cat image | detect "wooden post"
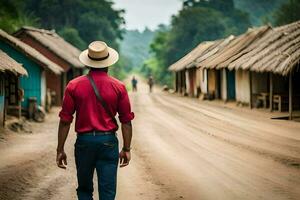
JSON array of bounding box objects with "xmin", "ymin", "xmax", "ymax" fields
[
  {"xmin": 182, "ymin": 70, "xmax": 185, "ymax": 95},
  {"xmin": 176, "ymin": 72, "xmax": 179, "ymax": 93},
  {"xmin": 17, "ymin": 76, "xmax": 21, "ymax": 119},
  {"xmin": 269, "ymin": 73, "xmax": 273, "ymax": 112},
  {"xmin": 207, "ymin": 69, "xmax": 209, "ymax": 97},
  {"xmin": 177, "ymin": 72, "xmax": 179, "ymax": 93},
  {"xmin": 289, "ymin": 72, "xmax": 293, "ymax": 120},
  {"xmin": 249, "ymin": 71, "xmax": 253, "ymax": 109},
  {"xmin": 174, "ymin": 72, "xmax": 177, "ymax": 92}
]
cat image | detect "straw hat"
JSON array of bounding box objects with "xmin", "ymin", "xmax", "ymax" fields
[{"xmin": 79, "ymin": 41, "xmax": 119, "ymax": 68}]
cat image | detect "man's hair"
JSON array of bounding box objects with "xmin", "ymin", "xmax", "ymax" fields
[{"xmin": 88, "ymin": 67, "xmax": 108, "ymax": 73}]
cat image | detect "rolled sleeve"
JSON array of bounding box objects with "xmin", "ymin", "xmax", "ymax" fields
[
  {"xmin": 59, "ymin": 82, "xmax": 75, "ymax": 123},
  {"xmin": 117, "ymin": 85, "xmax": 134, "ymax": 123}
]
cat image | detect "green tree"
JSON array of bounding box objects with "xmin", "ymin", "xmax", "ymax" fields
[
  {"xmin": 0, "ymin": 0, "xmax": 128, "ymax": 81},
  {"xmin": 141, "ymin": 26, "xmax": 172, "ymax": 86},
  {"xmin": 58, "ymin": 27, "xmax": 86, "ymax": 50},
  {"xmin": 233, "ymin": 0, "xmax": 285, "ymax": 25},
  {"xmin": 120, "ymin": 28, "xmax": 156, "ymax": 71},
  {"xmin": 26, "ymin": 0, "xmax": 125, "ymax": 49},
  {"xmin": 274, "ymin": 0, "xmax": 300, "ymax": 25},
  {"xmin": 166, "ymin": 7, "xmax": 227, "ymax": 65},
  {"xmin": 0, "ymin": 0, "xmax": 39, "ymax": 33},
  {"xmin": 144, "ymin": 0, "xmax": 251, "ymax": 86}
]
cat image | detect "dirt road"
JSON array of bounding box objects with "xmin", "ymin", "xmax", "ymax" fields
[{"xmin": 0, "ymin": 79, "xmax": 300, "ymax": 200}]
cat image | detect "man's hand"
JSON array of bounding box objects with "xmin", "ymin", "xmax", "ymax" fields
[
  {"xmin": 56, "ymin": 151, "xmax": 67, "ymax": 169},
  {"xmin": 119, "ymin": 150, "xmax": 131, "ymax": 168},
  {"xmin": 56, "ymin": 120, "xmax": 71, "ymax": 169}
]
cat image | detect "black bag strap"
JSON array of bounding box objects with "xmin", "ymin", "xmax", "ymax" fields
[{"xmin": 87, "ymin": 74, "xmax": 119, "ymax": 130}]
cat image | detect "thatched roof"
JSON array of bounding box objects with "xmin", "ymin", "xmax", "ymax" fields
[
  {"xmin": 228, "ymin": 20, "xmax": 300, "ymax": 76},
  {"xmin": 15, "ymin": 26, "xmax": 84, "ymax": 68},
  {"xmin": 0, "ymin": 29, "xmax": 63, "ymax": 75},
  {"xmin": 0, "ymin": 50, "xmax": 28, "ymax": 76},
  {"xmin": 195, "ymin": 35, "xmax": 235, "ymax": 67},
  {"xmin": 199, "ymin": 26, "xmax": 272, "ymax": 69},
  {"xmin": 169, "ymin": 20, "xmax": 300, "ymax": 76},
  {"xmin": 168, "ymin": 41, "xmax": 215, "ymax": 71}
]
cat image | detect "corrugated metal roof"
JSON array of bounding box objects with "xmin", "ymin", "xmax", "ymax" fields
[
  {"xmin": 15, "ymin": 26, "xmax": 84, "ymax": 68},
  {"xmin": 0, "ymin": 29, "xmax": 63, "ymax": 75},
  {"xmin": 0, "ymin": 50, "xmax": 28, "ymax": 75}
]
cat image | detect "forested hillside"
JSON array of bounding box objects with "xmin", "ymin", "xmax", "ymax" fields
[
  {"xmin": 142, "ymin": 0, "xmax": 251, "ymax": 86},
  {"xmin": 141, "ymin": 0, "xmax": 296, "ymax": 86},
  {"xmin": 1, "ymin": 0, "xmax": 298, "ymax": 84},
  {"xmin": 0, "ymin": 0, "xmax": 127, "ymax": 79},
  {"xmin": 120, "ymin": 28, "xmax": 156, "ymax": 70},
  {"xmin": 233, "ymin": 0, "xmax": 285, "ymax": 25}
]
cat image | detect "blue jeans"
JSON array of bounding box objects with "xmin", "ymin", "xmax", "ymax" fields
[{"xmin": 75, "ymin": 133, "xmax": 119, "ymax": 200}]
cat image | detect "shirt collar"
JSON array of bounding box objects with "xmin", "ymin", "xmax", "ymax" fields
[{"xmin": 89, "ymin": 70, "xmax": 108, "ymax": 76}]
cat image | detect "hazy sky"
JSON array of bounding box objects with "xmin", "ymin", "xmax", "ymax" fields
[{"xmin": 113, "ymin": 0, "xmax": 182, "ymax": 31}]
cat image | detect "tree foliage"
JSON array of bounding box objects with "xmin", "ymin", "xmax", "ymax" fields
[
  {"xmin": 233, "ymin": 0, "xmax": 285, "ymax": 25},
  {"xmin": 274, "ymin": 0, "xmax": 300, "ymax": 26},
  {"xmin": 0, "ymin": 0, "xmax": 127, "ymax": 79},
  {"xmin": 143, "ymin": 0, "xmax": 251, "ymax": 86},
  {"xmin": 120, "ymin": 28, "xmax": 156, "ymax": 70},
  {"xmin": 58, "ymin": 27, "xmax": 86, "ymax": 50},
  {"xmin": 145, "ymin": 27, "xmax": 171, "ymax": 84},
  {"xmin": 0, "ymin": 0, "xmax": 40, "ymax": 33},
  {"xmin": 25, "ymin": 0, "xmax": 125, "ymax": 49}
]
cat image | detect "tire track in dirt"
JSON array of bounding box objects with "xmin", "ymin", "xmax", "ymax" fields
[
  {"xmin": 151, "ymin": 93, "xmax": 300, "ymax": 169},
  {"xmin": 132, "ymin": 91, "xmax": 300, "ymax": 199}
]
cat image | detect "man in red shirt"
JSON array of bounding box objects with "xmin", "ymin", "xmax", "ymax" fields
[{"xmin": 56, "ymin": 41, "xmax": 134, "ymax": 200}]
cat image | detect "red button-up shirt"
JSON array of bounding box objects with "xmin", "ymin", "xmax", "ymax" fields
[{"xmin": 59, "ymin": 70, "xmax": 134, "ymax": 133}]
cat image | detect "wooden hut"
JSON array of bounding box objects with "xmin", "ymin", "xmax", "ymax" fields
[
  {"xmin": 168, "ymin": 41, "xmax": 215, "ymax": 97},
  {"xmin": 195, "ymin": 35, "xmax": 235, "ymax": 100},
  {"xmin": 14, "ymin": 27, "xmax": 84, "ymax": 105},
  {"xmin": 228, "ymin": 20, "xmax": 300, "ymax": 119},
  {"xmin": 199, "ymin": 26, "xmax": 271, "ymax": 103},
  {"xmin": 169, "ymin": 19, "xmax": 300, "ymax": 119},
  {"xmin": 0, "ymin": 50, "xmax": 28, "ymax": 127},
  {"xmin": 0, "ymin": 29, "xmax": 63, "ymax": 112}
]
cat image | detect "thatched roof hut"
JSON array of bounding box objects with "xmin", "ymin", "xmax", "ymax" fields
[
  {"xmin": 0, "ymin": 50, "xmax": 28, "ymax": 76},
  {"xmin": 168, "ymin": 41, "xmax": 215, "ymax": 72},
  {"xmin": 195, "ymin": 35, "xmax": 235, "ymax": 67},
  {"xmin": 14, "ymin": 27, "xmax": 84, "ymax": 69},
  {"xmin": 228, "ymin": 20, "xmax": 300, "ymax": 76},
  {"xmin": 199, "ymin": 26, "xmax": 272, "ymax": 69},
  {"xmin": 0, "ymin": 29, "xmax": 63, "ymax": 75}
]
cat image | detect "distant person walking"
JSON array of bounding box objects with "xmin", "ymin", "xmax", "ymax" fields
[
  {"xmin": 148, "ymin": 75, "xmax": 154, "ymax": 93},
  {"xmin": 131, "ymin": 76, "xmax": 138, "ymax": 92},
  {"xmin": 56, "ymin": 41, "xmax": 134, "ymax": 200}
]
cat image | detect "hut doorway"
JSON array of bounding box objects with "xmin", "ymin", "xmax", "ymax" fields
[
  {"xmin": 226, "ymin": 70, "xmax": 236, "ymax": 100},
  {"xmin": 207, "ymin": 69, "xmax": 221, "ymax": 100},
  {"xmin": 188, "ymin": 68, "xmax": 197, "ymax": 97}
]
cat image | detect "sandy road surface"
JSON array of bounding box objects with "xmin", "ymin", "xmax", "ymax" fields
[{"xmin": 0, "ymin": 79, "xmax": 300, "ymax": 200}]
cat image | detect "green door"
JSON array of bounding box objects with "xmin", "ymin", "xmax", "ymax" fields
[{"xmin": 227, "ymin": 70, "xmax": 236, "ymax": 100}]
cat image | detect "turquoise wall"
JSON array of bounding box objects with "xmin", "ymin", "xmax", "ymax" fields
[{"xmin": 0, "ymin": 41, "xmax": 42, "ymax": 108}]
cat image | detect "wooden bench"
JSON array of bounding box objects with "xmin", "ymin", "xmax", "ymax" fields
[
  {"xmin": 255, "ymin": 92, "xmax": 269, "ymax": 108},
  {"xmin": 273, "ymin": 94, "xmax": 289, "ymax": 112}
]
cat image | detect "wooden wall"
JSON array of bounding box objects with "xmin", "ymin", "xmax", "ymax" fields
[
  {"xmin": 220, "ymin": 69, "xmax": 227, "ymax": 101},
  {"xmin": 0, "ymin": 42, "xmax": 43, "ymax": 108},
  {"xmin": 235, "ymin": 69, "xmax": 250, "ymax": 105}
]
